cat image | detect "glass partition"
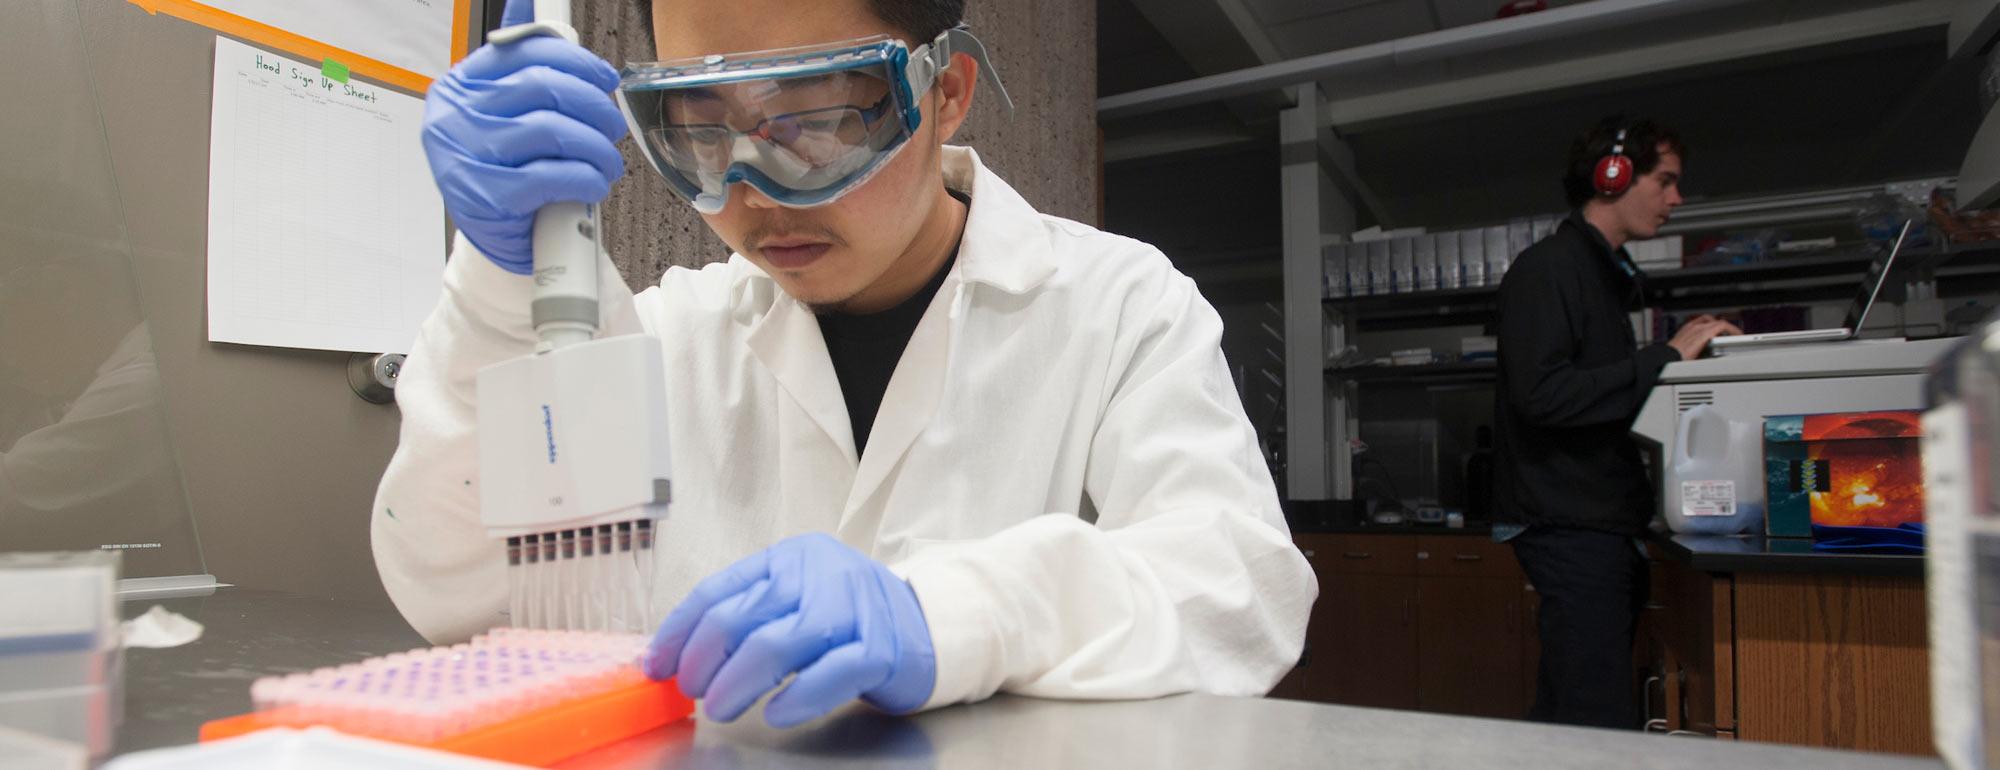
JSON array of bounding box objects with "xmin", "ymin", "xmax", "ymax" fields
[{"xmin": 0, "ymin": 0, "xmax": 206, "ymax": 579}]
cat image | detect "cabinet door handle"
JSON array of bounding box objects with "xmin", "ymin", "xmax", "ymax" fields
[
  {"xmin": 1342, "ymin": 552, "xmax": 1373, "ymax": 560},
  {"xmin": 1453, "ymin": 554, "xmax": 1484, "ymax": 562},
  {"xmin": 1301, "ymin": 549, "xmax": 1316, "ymax": 558}
]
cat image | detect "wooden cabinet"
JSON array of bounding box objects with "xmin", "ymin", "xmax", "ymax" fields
[
  {"xmin": 1284, "ymin": 532, "xmax": 1532, "ymax": 719},
  {"xmin": 1319, "ymin": 572, "xmax": 1418, "ymax": 708},
  {"xmin": 1293, "ymin": 535, "xmax": 1418, "ymax": 708},
  {"xmin": 1644, "ymin": 553, "xmax": 1932, "ymax": 755},
  {"xmin": 1417, "ymin": 575, "xmax": 1525, "ymax": 718}
]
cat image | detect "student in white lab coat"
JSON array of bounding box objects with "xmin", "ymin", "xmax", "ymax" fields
[{"xmin": 374, "ymin": 0, "xmax": 1315, "ymax": 728}]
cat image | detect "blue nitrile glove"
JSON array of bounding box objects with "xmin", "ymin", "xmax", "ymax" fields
[
  {"xmin": 420, "ymin": 0, "xmax": 627, "ymax": 274},
  {"xmin": 644, "ymin": 533, "xmax": 937, "ymax": 728}
]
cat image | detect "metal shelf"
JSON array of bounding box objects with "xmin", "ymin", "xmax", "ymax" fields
[
  {"xmin": 1325, "ymin": 360, "xmax": 1497, "ymax": 385},
  {"xmin": 1322, "ymin": 243, "xmax": 2000, "ymax": 332}
]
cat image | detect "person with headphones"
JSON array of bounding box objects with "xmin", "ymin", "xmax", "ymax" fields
[{"xmin": 1489, "ymin": 116, "xmax": 1739, "ymax": 728}]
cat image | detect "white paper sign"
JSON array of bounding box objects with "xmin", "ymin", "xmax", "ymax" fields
[
  {"xmin": 200, "ymin": 0, "xmax": 457, "ymax": 80},
  {"xmin": 205, "ymin": 37, "xmax": 444, "ymax": 354}
]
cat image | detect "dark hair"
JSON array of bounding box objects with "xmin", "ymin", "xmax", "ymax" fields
[
  {"xmin": 635, "ymin": 0, "xmax": 964, "ymax": 47},
  {"xmin": 1562, "ymin": 115, "xmax": 1687, "ymax": 209}
]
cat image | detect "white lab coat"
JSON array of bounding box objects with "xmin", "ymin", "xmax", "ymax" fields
[{"xmin": 372, "ymin": 146, "xmax": 1316, "ymax": 710}]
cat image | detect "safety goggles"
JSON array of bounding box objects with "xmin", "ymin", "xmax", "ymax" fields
[{"xmin": 616, "ymin": 25, "xmax": 1011, "ymax": 214}]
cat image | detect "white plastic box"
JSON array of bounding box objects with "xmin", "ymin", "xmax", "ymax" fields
[
  {"xmin": 1532, "ymin": 214, "xmax": 1560, "ymax": 243},
  {"xmin": 1437, "ymin": 231, "xmax": 1461, "ymax": 290},
  {"xmin": 1390, "ymin": 237, "xmax": 1415, "ymax": 294},
  {"xmin": 0, "ymin": 552, "xmax": 122, "ymax": 758},
  {"xmin": 1323, "ymin": 242, "xmax": 1347, "ymax": 299},
  {"xmin": 1508, "ymin": 218, "xmax": 1536, "ymax": 257},
  {"xmin": 1483, "ymin": 226, "xmax": 1510, "ymax": 285},
  {"xmin": 1367, "ymin": 240, "xmax": 1392, "ymax": 296},
  {"xmin": 0, "ymin": 552, "xmax": 119, "ymax": 651},
  {"xmin": 1347, "ymin": 243, "xmax": 1371, "ymax": 298},
  {"xmin": 1413, "ymin": 234, "xmax": 1438, "ymax": 292},
  {"xmin": 1459, "ymin": 230, "xmax": 1486, "ymax": 287}
]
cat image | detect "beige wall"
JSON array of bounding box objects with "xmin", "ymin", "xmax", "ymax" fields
[{"xmin": 573, "ymin": 0, "xmax": 1099, "ymax": 288}]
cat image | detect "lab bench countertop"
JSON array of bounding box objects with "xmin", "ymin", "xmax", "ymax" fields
[
  {"xmin": 114, "ymin": 587, "xmax": 1944, "ymax": 769},
  {"xmin": 1655, "ymin": 533, "xmax": 1925, "ymax": 578}
]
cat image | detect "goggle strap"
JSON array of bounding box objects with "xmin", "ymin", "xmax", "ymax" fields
[{"xmin": 907, "ymin": 25, "xmax": 1015, "ymax": 118}]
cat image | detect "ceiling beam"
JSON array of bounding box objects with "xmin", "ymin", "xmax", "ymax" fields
[
  {"xmin": 1098, "ymin": 0, "xmax": 1765, "ymax": 121},
  {"xmin": 1121, "ymin": 0, "xmax": 1293, "ymax": 120},
  {"xmin": 1322, "ymin": 0, "xmax": 1953, "ymax": 133},
  {"xmin": 1102, "ymin": 126, "xmax": 1260, "ymax": 165},
  {"xmin": 1120, "ymin": 0, "xmax": 1391, "ymax": 223}
]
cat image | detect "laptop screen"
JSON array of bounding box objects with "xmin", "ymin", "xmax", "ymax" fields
[{"xmin": 1843, "ymin": 220, "xmax": 1911, "ymax": 333}]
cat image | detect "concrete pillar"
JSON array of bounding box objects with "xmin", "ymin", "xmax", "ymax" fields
[
  {"xmin": 573, "ymin": 0, "xmax": 1098, "ymax": 291},
  {"xmin": 1281, "ymin": 83, "xmax": 1357, "ymax": 501}
]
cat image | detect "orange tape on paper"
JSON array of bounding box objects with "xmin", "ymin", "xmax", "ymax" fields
[{"xmin": 127, "ymin": 0, "xmax": 470, "ymax": 92}]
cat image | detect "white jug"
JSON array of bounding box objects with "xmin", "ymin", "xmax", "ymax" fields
[{"xmin": 1664, "ymin": 404, "xmax": 1765, "ymax": 535}]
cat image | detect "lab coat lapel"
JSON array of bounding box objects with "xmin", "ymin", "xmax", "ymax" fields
[
  {"xmin": 841, "ymin": 277, "xmax": 957, "ymax": 522},
  {"xmin": 744, "ymin": 294, "xmax": 858, "ymax": 467}
]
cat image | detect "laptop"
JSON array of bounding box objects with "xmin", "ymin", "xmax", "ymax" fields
[{"xmin": 1706, "ymin": 220, "xmax": 1910, "ymax": 351}]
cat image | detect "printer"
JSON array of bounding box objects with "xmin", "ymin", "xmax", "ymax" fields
[{"xmin": 1632, "ymin": 337, "xmax": 1958, "ymax": 495}]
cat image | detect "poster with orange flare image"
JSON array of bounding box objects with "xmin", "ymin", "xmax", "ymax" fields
[{"xmin": 1764, "ymin": 410, "xmax": 1926, "ymax": 537}]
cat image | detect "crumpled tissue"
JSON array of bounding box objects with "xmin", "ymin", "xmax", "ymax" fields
[{"xmin": 122, "ymin": 605, "xmax": 203, "ymax": 648}]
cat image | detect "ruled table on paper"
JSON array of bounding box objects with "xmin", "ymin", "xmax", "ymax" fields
[{"xmin": 205, "ymin": 36, "xmax": 443, "ymax": 353}]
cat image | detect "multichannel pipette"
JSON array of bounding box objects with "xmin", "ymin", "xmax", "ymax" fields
[
  {"xmin": 200, "ymin": 629, "xmax": 694, "ymax": 766},
  {"xmin": 475, "ymin": 0, "xmax": 673, "ymax": 635}
]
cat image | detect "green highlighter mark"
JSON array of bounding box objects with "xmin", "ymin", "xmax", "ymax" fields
[{"xmin": 321, "ymin": 58, "xmax": 350, "ymax": 83}]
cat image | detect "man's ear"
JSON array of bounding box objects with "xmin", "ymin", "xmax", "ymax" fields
[{"xmin": 931, "ymin": 51, "xmax": 978, "ymax": 144}]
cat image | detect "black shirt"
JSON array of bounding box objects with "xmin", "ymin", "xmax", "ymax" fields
[
  {"xmin": 816, "ymin": 191, "xmax": 966, "ymax": 456},
  {"xmin": 1491, "ymin": 210, "xmax": 1681, "ymax": 536}
]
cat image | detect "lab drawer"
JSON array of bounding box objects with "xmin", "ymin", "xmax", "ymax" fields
[
  {"xmin": 1300, "ymin": 534, "xmax": 1419, "ymax": 577},
  {"xmin": 1415, "ymin": 535, "xmax": 1521, "ymax": 579}
]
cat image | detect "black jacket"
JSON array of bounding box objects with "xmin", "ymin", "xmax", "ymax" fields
[{"xmin": 1492, "ymin": 211, "xmax": 1681, "ymax": 536}]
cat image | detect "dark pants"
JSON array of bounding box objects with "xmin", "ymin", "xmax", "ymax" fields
[{"xmin": 1509, "ymin": 526, "xmax": 1649, "ymax": 729}]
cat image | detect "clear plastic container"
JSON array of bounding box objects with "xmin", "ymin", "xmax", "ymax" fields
[
  {"xmin": 0, "ymin": 645, "xmax": 121, "ymax": 692},
  {"xmin": 0, "ymin": 682, "xmax": 117, "ymax": 757},
  {"xmin": 0, "ymin": 552, "xmax": 120, "ymax": 653},
  {"xmin": 0, "ymin": 724, "xmax": 85, "ymax": 770},
  {"xmin": 1664, "ymin": 404, "xmax": 1766, "ymax": 535}
]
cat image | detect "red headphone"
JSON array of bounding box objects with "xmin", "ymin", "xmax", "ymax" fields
[{"xmin": 1593, "ymin": 127, "xmax": 1634, "ymax": 197}]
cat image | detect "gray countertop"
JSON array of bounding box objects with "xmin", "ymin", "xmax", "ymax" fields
[
  {"xmin": 116, "ymin": 587, "xmax": 1944, "ymax": 769},
  {"xmin": 1655, "ymin": 534, "xmax": 1925, "ymax": 577}
]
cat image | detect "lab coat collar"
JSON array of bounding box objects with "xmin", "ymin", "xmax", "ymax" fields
[{"xmin": 943, "ymin": 145, "xmax": 1058, "ymax": 296}]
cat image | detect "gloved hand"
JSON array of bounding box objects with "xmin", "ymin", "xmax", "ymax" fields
[
  {"xmin": 644, "ymin": 533, "xmax": 937, "ymax": 728},
  {"xmin": 420, "ymin": 0, "xmax": 628, "ymax": 274}
]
